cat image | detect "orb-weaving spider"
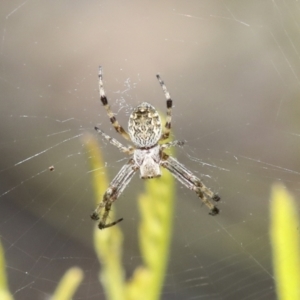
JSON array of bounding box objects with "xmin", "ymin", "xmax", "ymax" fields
[{"xmin": 91, "ymin": 67, "xmax": 220, "ymax": 229}]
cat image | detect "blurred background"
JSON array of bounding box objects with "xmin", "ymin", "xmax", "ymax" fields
[{"xmin": 1, "ymin": 1, "xmax": 300, "ymax": 299}]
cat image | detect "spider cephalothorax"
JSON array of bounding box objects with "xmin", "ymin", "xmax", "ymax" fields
[{"xmin": 91, "ymin": 67, "xmax": 220, "ymax": 229}]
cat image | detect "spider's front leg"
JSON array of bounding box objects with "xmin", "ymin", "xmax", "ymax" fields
[
  {"xmin": 91, "ymin": 159, "xmax": 138, "ymax": 229},
  {"xmin": 95, "ymin": 126, "xmax": 134, "ymax": 155},
  {"xmin": 156, "ymin": 74, "xmax": 173, "ymax": 141},
  {"xmin": 98, "ymin": 66, "xmax": 131, "ymax": 141}
]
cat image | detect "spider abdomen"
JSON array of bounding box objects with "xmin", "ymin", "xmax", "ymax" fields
[{"xmin": 128, "ymin": 102, "xmax": 162, "ymax": 148}]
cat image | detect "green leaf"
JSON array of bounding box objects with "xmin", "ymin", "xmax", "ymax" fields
[
  {"xmin": 270, "ymin": 184, "xmax": 300, "ymax": 300},
  {"xmin": 0, "ymin": 240, "xmax": 13, "ymax": 300},
  {"xmin": 83, "ymin": 133, "xmax": 125, "ymax": 300},
  {"xmin": 51, "ymin": 267, "xmax": 83, "ymax": 300},
  {"xmin": 84, "ymin": 111, "xmax": 175, "ymax": 300}
]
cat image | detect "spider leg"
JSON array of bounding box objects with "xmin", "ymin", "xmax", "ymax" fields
[
  {"xmin": 98, "ymin": 66, "xmax": 130, "ymax": 141},
  {"xmin": 161, "ymin": 154, "xmax": 220, "ymax": 215},
  {"xmin": 95, "ymin": 126, "xmax": 134, "ymax": 155},
  {"xmin": 161, "ymin": 140, "xmax": 185, "ymax": 150},
  {"xmin": 156, "ymin": 74, "xmax": 173, "ymax": 141},
  {"xmin": 91, "ymin": 159, "xmax": 138, "ymax": 229}
]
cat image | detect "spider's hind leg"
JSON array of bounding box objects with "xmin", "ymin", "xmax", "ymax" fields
[
  {"xmin": 99, "ymin": 218, "xmax": 124, "ymax": 229},
  {"xmin": 161, "ymin": 155, "xmax": 220, "ymax": 215},
  {"xmin": 98, "ymin": 202, "xmax": 124, "ymax": 230},
  {"xmin": 194, "ymin": 178, "xmax": 221, "ymax": 203},
  {"xmin": 197, "ymin": 189, "xmax": 220, "ymax": 215},
  {"xmin": 90, "ymin": 159, "xmax": 138, "ymax": 229},
  {"xmin": 212, "ymin": 194, "xmax": 221, "ymax": 202}
]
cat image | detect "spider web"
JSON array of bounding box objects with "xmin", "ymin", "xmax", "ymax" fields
[{"xmin": 1, "ymin": 1, "xmax": 300, "ymax": 299}]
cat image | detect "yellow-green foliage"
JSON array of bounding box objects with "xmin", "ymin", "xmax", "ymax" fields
[
  {"xmin": 0, "ymin": 213, "xmax": 83, "ymax": 300},
  {"xmin": 270, "ymin": 184, "xmax": 300, "ymax": 300},
  {"xmin": 0, "ymin": 129, "xmax": 174, "ymax": 300},
  {"xmin": 127, "ymin": 163, "xmax": 174, "ymax": 300},
  {"xmin": 4, "ymin": 134, "xmax": 299, "ymax": 300},
  {"xmin": 84, "ymin": 133, "xmax": 125, "ymax": 300},
  {"xmin": 84, "ymin": 130, "xmax": 175, "ymax": 300},
  {"xmin": 51, "ymin": 267, "xmax": 84, "ymax": 300},
  {"xmin": 0, "ymin": 241, "xmax": 13, "ymax": 300}
]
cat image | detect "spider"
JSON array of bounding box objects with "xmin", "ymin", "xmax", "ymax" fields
[{"xmin": 91, "ymin": 66, "xmax": 220, "ymax": 229}]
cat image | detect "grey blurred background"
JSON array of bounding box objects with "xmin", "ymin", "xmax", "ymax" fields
[{"xmin": 1, "ymin": 1, "xmax": 300, "ymax": 299}]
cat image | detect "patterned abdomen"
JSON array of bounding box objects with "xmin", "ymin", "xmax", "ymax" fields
[{"xmin": 128, "ymin": 102, "xmax": 162, "ymax": 148}]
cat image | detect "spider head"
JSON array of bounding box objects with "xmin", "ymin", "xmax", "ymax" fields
[{"xmin": 128, "ymin": 102, "xmax": 162, "ymax": 148}]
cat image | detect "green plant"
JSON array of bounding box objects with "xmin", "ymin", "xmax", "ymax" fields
[
  {"xmin": 51, "ymin": 267, "xmax": 84, "ymax": 300},
  {"xmin": 270, "ymin": 184, "xmax": 300, "ymax": 300},
  {"xmin": 84, "ymin": 130, "xmax": 175, "ymax": 300},
  {"xmin": 0, "ymin": 240, "xmax": 13, "ymax": 300}
]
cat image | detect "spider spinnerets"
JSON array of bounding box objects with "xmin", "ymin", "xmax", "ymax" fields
[{"xmin": 91, "ymin": 66, "xmax": 220, "ymax": 229}]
